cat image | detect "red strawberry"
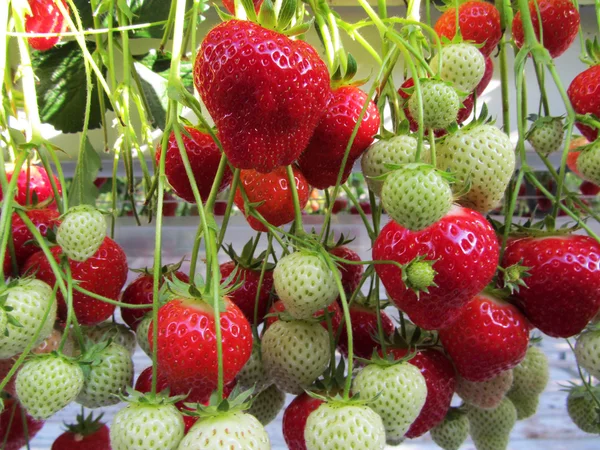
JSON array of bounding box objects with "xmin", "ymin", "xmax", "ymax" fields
[
  {"xmin": 439, "ymin": 293, "xmax": 530, "ymax": 381},
  {"xmin": 0, "ymin": 164, "xmax": 62, "ymax": 207},
  {"xmin": 331, "ymin": 198, "xmax": 348, "ymax": 214},
  {"xmin": 512, "ymin": 0, "xmax": 580, "ymax": 58},
  {"xmin": 156, "ymin": 126, "xmax": 232, "ymax": 203},
  {"xmin": 23, "ymin": 237, "xmax": 128, "ymax": 325},
  {"xmin": 194, "ymin": 20, "xmax": 330, "ymax": 173},
  {"xmin": 433, "ymin": 1, "xmax": 502, "ymax": 56},
  {"xmin": 266, "ymin": 299, "xmax": 343, "ymax": 333},
  {"xmin": 162, "ymin": 192, "xmax": 178, "ymax": 217},
  {"xmin": 222, "ymin": 0, "xmax": 263, "ymax": 14},
  {"xmin": 214, "ymin": 201, "xmax": 228, "ymax": 216},
  {"xmin": 501, "ymin": 235, "xmax": 600, "ymax": 337},
  {"xmin": 385, "ymin": 348, "xmax": 456, "ymax": 438},
  {"xmin": 51, "ymin": 413, "xmax": 110, "ymax": 450},
  {"xmin": 350, "ymin": 202, "xmax": 372, "ymax": 215},
  {"xmin": 297, "ymin": 86, "xmax": 380, "ymax": 189},
  {"xmin": 476, "ymin": 57, "xmax": 494, "ymax": 96},
  {"xmin": 568, "ymin": 66, "xmax": 600, "ymax": 142},
  {"xmin": 234, "ymin": 166, "xmax": 310, "ymax": 232},
  {"xmin": 328, "ymin": 246, "xmax": 363, "ymax": 295},
  {"xmin": 283, "ymin": 392, "xmax": 324, "ymax": 450},
  {"xmin": 0, "ymin": 397, "xmax": 45, "ymax": 450},
  {"xmin": 25, "ymin": 0, "xmax": 68, "ymax": 51},
  {"xmin": 373, "ymin": 206, "xmax": 499, "ymax": 330},
  {"xmin": 121, "ymin": 268, "xmax": 189, "ymax": 331},
  {"xmin": 93, "ymin": 177, "xmax": 107, "ymax": 189},
  {"xmin": 580, "ymin": 181, "xmax": 600, "ymax": 196}
]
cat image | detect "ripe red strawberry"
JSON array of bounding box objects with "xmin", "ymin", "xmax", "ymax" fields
[
  {"xmin": 222, "ymin": 0, "xmax": 263, "ymax": 14},
  {"xmin": 234, "ymin": 166, "xmax": 310, "ymax": 232},
  {"xmin": 439, "ymin": 293, "xmax": 530, "ymax": 381},
  {"xmin": 51, "ymin": 412, "xmax": 111, "ymax": 450},
  {"xmin": 568, "ymin": 66, "xmax": 600, "ymax": 142},
  {"xmin": 156, "ymin": 126, "xmax": 232, "ymax": 203},
  {"xmin": 513, "ymin": 0, "xmax": 580, "ymax": 58},
  {"xmin": 162, "ymin": 192, "xmax": 178, "ymax": 217},
  {"xmin": 266, "ymin": 299, "xmax": 343, "ymax": 334},
  {"xmin": 384, "ymin": 348, "xmax": 456, "ymax": 438},
  {"xmin": 501, "ymin": 235, "xmax": 600, "ymax": 337},
  {"xmin": 350, "ymin": 202, "xmax": 372, "ymax": 215},
  {"xmin": 433, "ymin": 1, "xmax": 502, "ymax": 56},
  {"xmin": 297, "ymin": 86, "xmax": 380, "ymax": 189},
  {"xmin": 194, "ymin": 20, "xmax": 330, "ymax": 173},
  {"xmin": 23, "ymin": 237, "xmax": 128, "ymax": 325},
  {"xmin": 282, "ymin": 392, "xmax": 325, "ymax": 450},
  {"xmin": 25, "ymin": 0, "xmax": 69, "ymax": 51},
  {"xmin": 121, "ymin": 268, "xmax": 189, "ymax": 331},
  {"xmin": 331, "ymin": 198, "xmax": 348, "ymax": 214},
  {"xmin": 328, "ymin": 246, "xmax": 363, "ymax": 295},
  {"xmin": 0, "ymin": 397, "xmax": 45, "ymax": 450},
  {"xmin": 580, "ymin": 181, "xmax": 600, "ymax": 196},
  {"xmin": 373, "ymin": 206, "xmax": 499, "ymax": 330},
  {"xmin": 476, "ymin": 57, "xmax": 494, "ymax": 96},
  {"xmin": 0, "ymin": 164, "xmax": 62, "ymax": 207}
]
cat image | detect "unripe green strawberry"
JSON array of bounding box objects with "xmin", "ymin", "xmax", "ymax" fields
[
  {"xmin": 467, "ymin": 398, "xmax": 517, "ymax": 450},
  {"xmin": 408, "ymin": 80, "xmax": 460, "ymax": 130},
  {"xmin": 261, "ymin": 319, "xmax": 330, "ymax": 394},
  {"xmin": 578, "ymin": 142, "xmax": 600, "ymax": 188},
  {"xmin": 430, "ymin": 407, "xmax": 470, "ymax": 450},
  {"xmin": 526, "ymin": 117, "xmax": 564, "ymax": 156},
  {"xmin": 509, "ymin": 392, "xmax": 539, "ymax": 420},
  {"xmin": 381, "ymin": 164, "xmax": 453, "ymax": 231},
  {"xmin": 361, "ymin": 135, "xmax": 429, "ymax": 196},
  {"xmin": 0, "ymin": 279, "xmax": 57, "ymax": 359},
  {"xmin": 304, "ymin": 402, "xmax": 386, "ymax": 450},
  {"xmin": 456, "ymin": 370, "xmax": 514, "ymax": 409},
  {"xmin": 110, "ymin": 401, "xmax": 184, "ymax": 450},
  {"xmin": 136, "ymin": 315, "xmax": 152, "ymax": 357},
  {"xmin": 248, "ymin": 384, "xmax": 286, "ymax": 426},
  {"xmin": 430, "ymin": 44, "xmax": 485, "ymax": 95},
  {"xmin": 273, "ymin": 251, "xmax": 338, "ymax": 320},
  {"xmin": 77, "ymin": 342, "xmax": 134, "ymax": 408},
  {"xmin": 16, "ymin": 354, "xmax": 84, "ymax": 419},
  {"xmin": 508, "ymin": 346, "xmax": 549, "ymax": 399},
  {"xmin": 567, "ymin": 386, "xmax": 600, "ymax": 434},
  {"xmin": 56, "ymin": 205, "xmax": 106, "ymax": 262},
  {"xmin": 179, "ymin": 411, "xmax": 270, "ymax": 449},
  {"xmin": 575, "ymin": 329, "xmax": 600, "ymax": 379},
  {"xmin": 237, "ymin": 345, "xmax": 270, "ymax": 394},
  {"xmin": 83, "ymin": 321, "xmax": 137, "ymax": 355},
  {"xmin": 437, "ymin": 124, "xmax": 515, "ymax": 212},
  {"xmin": 352, "ymin": 362, "xmax": 428, "ymax": 444}
]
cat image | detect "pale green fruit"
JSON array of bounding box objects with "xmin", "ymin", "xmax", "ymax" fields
[
  {"xmin": 248, "ymin": 384, "xmax": 286, "ymax": 425},
  {"xmin": 408, "ymin": 80, "xmax": 460, "ymax": 130},
  {"xmin": 456, "ymin": 370, "xmax": 514, "ymax": 409},
  {"xmin": 430, "ymin": 44, "xmax": 485, "ymax": 95},
  {"xmin": 430, "ymin": 408, "xmax": 470, "ymax": 450},
  {"xmin": 575, "ymin": 330, "xmax": 600, "ymax": 379},
  {"xmin": 57, "ymin": 205, "xmax": 106, "ymax": 262}
]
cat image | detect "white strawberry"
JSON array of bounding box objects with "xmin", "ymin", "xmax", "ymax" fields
[
  {"xmin": 408, "ymin": 79, "xmax": 460, "ymax": 130},
  {"xmin": 248, "ymin": 384, "xmax": 286, "ymax": 426},
  {"xmin": 456, "ymin": 370, "xmax": 514, "ymax": 409},
  {"xmin": 575, "ymin": 329, "xmax": 600, "ymax": 379},
  {"xmin": 430, "ymin": 407, "xmax": 470, "ymax": 450},
  {"xmin": 430, "ymin": 43, "xmax": 485, "ymax": 95},
  {"xmin": 56, "ymin": 205, "xmax": 106, "ymax": 262}
]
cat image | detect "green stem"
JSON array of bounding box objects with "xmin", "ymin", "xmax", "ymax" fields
[
  {"xmin": 217, "ymin": 169, "xmax": 241, "ymax": 247},
  {"xmin": 342, "ymin": 185, "xmax": 375, "ymax": 239},
  {"xmin": 286, "ymin": 165, "xmax": 304, "ymax": 232},
  {"xmin": 252, "ymin": 234, "xmax": 273, "ymax": 341},
  {"xmin": 428, "ymin": 128, "xmax": 437, "ymax": 167}
]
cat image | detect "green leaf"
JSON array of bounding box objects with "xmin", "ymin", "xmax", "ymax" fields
[
  {"xmin": 133, "ymin": 61, "xmax": 168, "ymax": 130},
  {"xmin": 68, "ymin": 137, "xmax": 102, "ymax": 207},
  {"xmin": 72, "ymin": 0, "xmax": 96, "ymax": 29},
  {"xmin": 128, "ymin": 0, "xmax": 197, "ymax": 39}
]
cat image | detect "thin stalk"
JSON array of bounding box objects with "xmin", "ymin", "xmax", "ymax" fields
[
  {"xmin": 252, "ymin": 234, "xmax": 273, "ymax": 340},
  {"xmin": 217, "ymin": 169, "xmax": 241, "ymax": 247},
  {"xmin": 286, "ymin": 165, "xmax": 303, "ymax": 232}
]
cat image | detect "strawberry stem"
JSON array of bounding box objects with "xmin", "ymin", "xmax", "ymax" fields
[{"xmin": 286, "ymin": 165, "xmax": 304, "ymax": 233}]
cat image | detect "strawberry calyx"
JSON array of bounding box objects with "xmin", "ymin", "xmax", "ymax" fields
[
  {"xmin": 183, "ymin": 385, "xmax": 254, "ymax": 418},
  {"xmin": 384, "ymin": 326, "xmax": 439, "ymax": 351},
  {"xmin": 306, "ymin": 390, "xmax": 378, "ymax": 407},
  {"xmin": 120, "ymin": 386, "xmax": 187, "ymax": 406},
  {"xmin": 322, "ymin": 232, "xmax": 356, "ymax": 252},
  {"xmin": 222, "ymin": 237, "xmax": 275, "ymax": 271},
  {"xmin": 444, "ymin": 406, "xmax": 468, "ymax": 421},
  {"xmin": 161, "ymin": 274, "xmax": 234, "ymax": 313},
  {"xmin": 130, "ymin": 258, "xmax": 186, "ymax": 278},
  {"xmin": 581, "ymin": 37, "xmax": 600, "ymax": 66},
  {"xmin": 401, "ymin": 255, "xmax": 439, "ymax": 298},
  {"xmin": 62, "ymin": 411, "xmax": 105, "ymax": 438},
  {"xmin": 357, "ymin": 348, "xmax": 418, "ymax": 368},
  {"xmin": 499, "ymin": 260, "xmax": 532, "ymax": 294},
  {"xmin": 0, "ymin": 278, "xmax": 29, "ymax": 334},
  {"xmin": 562, "ymin": 382, "xmax": 600, "ymax": 400}
]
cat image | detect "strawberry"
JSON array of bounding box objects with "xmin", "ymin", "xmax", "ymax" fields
[
  {"xmin": 135, "ymin": 315, "xmax": 152, "ymax": 357},
  {"xmin": 580, "ymin": 180, "xmax": 600, "ymax": 196},
  {"xmin": 467, "ymin": 398, "xmax": 517, "ymax": 450},
  {"xmin": 373, "ymin": 206, "xmax": 499, "ymax": 330},
  {"xmin": 408, "ymin": 80, "xmax": 460, "ymax": 129},
  {"xmin": 331, "ymin": 198, "xmax": 348, "ymax": 214},
  {"xmin": 0, "ymin": 397, "xmax": 45, "ymax": 450},
  {"xmin": 352, "ymin": 360, "xmax": 427, "ymax": 444},
  {"xmin": 476, "ymin": 57, "xmax": 494, "ymax": 96},
  {"xmin": 16, "ymin": 353, "xmax": 84, "ymax": 419},
  {"xmin": 266, "ymin": 299, "xmax": 343, "ymax": 334},
  {"xmin": 150, "ymin": 277, "xmax": 253, "ymax": 403},
  {"xmin": 507, "ymin": 346, "xmax": 548, "ymax": 419},
  {"xmin": 456, "ymin": 370, "xmax": 514, "ymax": 409},
  {"xmin": 0, "ymin": 164, "xmax": 62, "ymax": 207},
  {"xmin": 56, "ymin": 205, "xmax": 106, "ymax": 262},
  {"xmin": 283, "ymin": 392, "xmax": 324, "ymax": 450},
  {"xmin": 156, "ymin": 126, "xmax": 232, "ymax": 203},
  {"xmin": 236, "ymin": 344, "xmax": 271, "ymax": 394},
  {"xmin": 433, "ymin": 1, "xmax": 502, "ymax": 56},
  {"xmin": 437, "ymin": 124, "xmax": 515, "ymax": 213},
  {"xmin": 501, "ymin": 235, "xmax": 600, "ymax": 337},
  {"xmin": 25, "ymin": 0, "xmax": 68, "ymax": 51},
  {"xmin": 194, "ymin": 20, "xmax": 330, "ymax": 173},
  {"xmin": 526, "ymin": 116, "xmax": 564, "ymax": 156},
  {"xmin": 304, "ymin": 401, "xmax": 386, "ymax": 450},
  {"xmin": 121, "ymin": 267, "xmax": 189, "ymax": 331},
  {"xmin": 297, "ymin": 86, "xmax": 380, "ymax": 189},
  {"xmin": 577, "ymin": 141, "xmax": 600, "ymax": 185},
  {"xmin": 248, "ymin": 384, "xmax": 286, "ymax": 425},
  {"xmin": 567, "ymin": 386, "xmax": 600, "ymax": 434},
  {"xmin": 134, "ymin": 365, "xmax": 170, "ymax": 394},
  {"xmin": 273, "ymin": 250, "xmax": 338, "ymax": 320},
  {"xmin": 328, "ymin": 245, "xmax": 363, "ymax": 295},
  {"xmin": 575, "ymin": 330, "xmax": 600, "ymax": 379},
  {"xmin": 222, "ymin": 0, "xmax": 263, "ymax": 14},
  {"xmin": 23, "ymin": 236, "xmax": 128, "ymax": 326},
  {"xmin": 439, "ymin": 293, "xmax": 530, "ymax": 382},
  {"xmin": 234, "ymin": 166, "xmax": 310, "ymax": 232},
  {"xmin": 161, "ymin": 192, "xmax": 178, "ymax": 216},
  {"xmin": 430, "ymin": 44, "xmax": 485, "ymax": 96},
  {"xmin": 350, "ymin": 201, "xmax": 372, "ymax": 215},
  {"xmin": 510, "ymin": 393, "xmax": 540, "ymax": 420},
  {"xmin": 382, "ymin": 164, "xmax": 453, "ymax": 231},
  {"xmin": 51, "ymin": 412, "xmax": 111, "ymax": 450},
  {"xmin": 261, "ymin": 319, "xmax": 330, "ymax": 394},
  {"xmin": 430, "ymin": 408, "xmax": 469, "ymax": 450},
  {"xmin": 569, "ymin": 66, "xmax": 600, "ymax": 142},
  {"xmin": 0, "ymin": 278, "xmax": 56, "ymax": 359},
  {"xmin": 83, "ymin": 321, "xmax": 136, "ymax": 355},
  {"xmin": 512, "ymin": 0, "xmax": 580, "ymax": 58}
]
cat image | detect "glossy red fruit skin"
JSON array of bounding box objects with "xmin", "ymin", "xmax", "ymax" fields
[
  {"xmin": 439, "ymin": 294, "xmax": 530, "ymax": 381},
  {"xmin": 476, "ymin": 57, "xmax": 494, "ymax": 96},
  {"xmin": 434, "ymin": 1, "xmax": 502, "ymax": 56},
  {"xmin": 1, "ymin": 164, "xmax": 62, "ymax": 208},
  {"xmin": 150, "ymin": 297, "xmax": 253, "ymax": 402},
  {"xmin": 337, "ymin": 303, "xmax": 395, "ymax": 359},
  {"xmin": 222, "ymin": 0, "xmax": 263, "ymax": 14},
  {"xmin": 194, "ymin": 20, "xmax": 330, "ymax": 174},
  {"xmin": 0, "ymin": 398, "xmax": 45, "ymax": 450},
  {"xmin": 135, "ymin": 365, "xmax": 170, "ymax": 394},
  {"xmin": 283, "ymin": 392, "xmax": 324, "ymax": 450},
  {"xmin": 121, "ymin": 271, "xmax": 190, "ymax": 331},
  {"xmin": 580, "ymin": 181, "xmax": 600, "ymax": 196},
  {"xmin": 23, "ymin": 237, "xmax": 128, "ymax": 325},
  {"xmin": 501, "ymin": 235, "xmax": 600, "ymax": 337},
  {"xmin": 25, "ymin": 0, "xmax": 68, "ymax": 51},
  {"xmin": 331, "ymin": 198, "xmax": 348, "ymax": 214},
  {"xmin": 156, "ymin": 127, "xmax": 232, "ymax": 203},
  {"xmin": 385, "ymin": 348, "xmax": 456, "ymax": 438},
  {"xmin": 513, "ymin": 0, "xmax": 579, "ymax": 59},
  {"xmin": 328, "ymin": 246, "xmax": 363, "ymax": 295},
  {"xmin": 373, "ymin": 206, "xmax": 499, "ymax": 330},
  {"xmin": 266, "ymin": 299, "xmax": 343, "ymax": 334},
  {"xmin": 220, "ymin": 262, "xmax": 274, "ymax": 324},
  {"xmin": 568, "ymin": 66, "xmax": 600, "ymax": 142},
  {"xmin": 350, "ymin": 202, "xmax": 372, "ymax": 215},
  {"xmin": 234, "ymin": 166, "xmax": 310, "ymax": 232},
  {"xmin": 51, "ymin": 424, "xmax": 111, "ymax": 450}
]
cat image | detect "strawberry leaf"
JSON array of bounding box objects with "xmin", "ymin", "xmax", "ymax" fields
[{"xmin": 68, "ymin": 137, "xmax": 102, "ymax": 207}]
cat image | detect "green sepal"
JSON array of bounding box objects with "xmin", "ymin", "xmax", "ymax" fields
[
  {"xmin": 222, "ymin": 236, "xmax": 275, "ymax": 271},
  {"xmin": 183, "ymin": 385, "xmax": 254, "ymax": 417},
  {"xmin": 400, "ymin": 255, "xmax": 439, "ymax": 299},
  {"xmin": 257, "ymin": 0, "xmax": 277, "ymax": 30},
  {"xmin": 499, "ymin": 260, "xmax": 532, "ymax": 294},
  {"xmin": 63, "ymin": 411, "xmax": 105, "ymax": 437},
  {"xmin": 119, "ymin": 386, "xmax": 187, "ymax": 406}
]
